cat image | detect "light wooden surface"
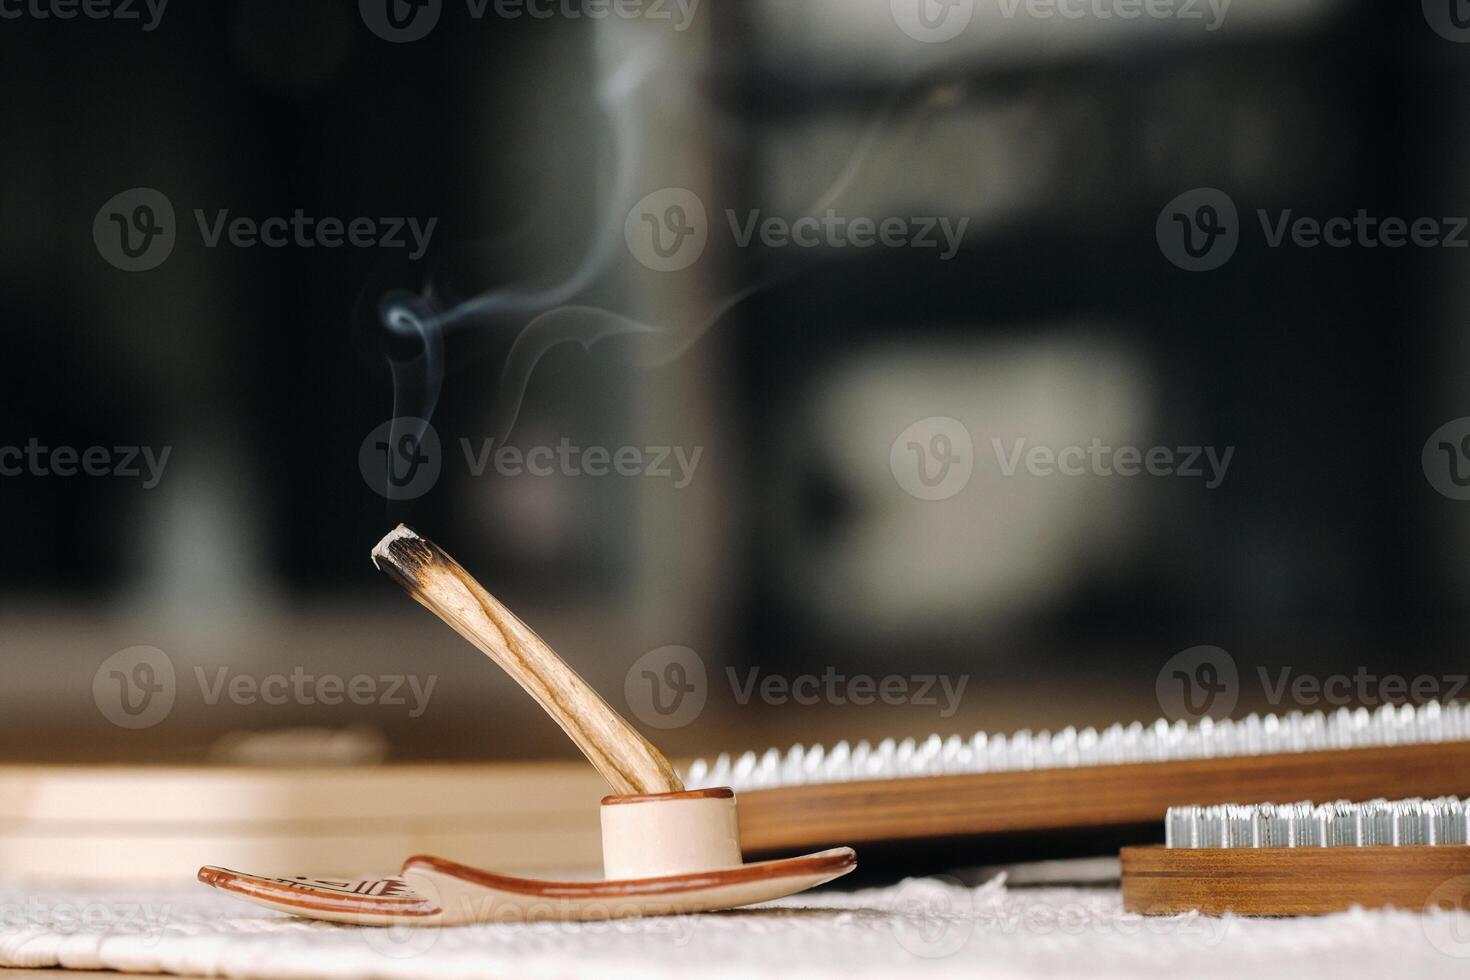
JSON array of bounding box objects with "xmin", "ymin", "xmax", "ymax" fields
[
  {"xmin": 2, "ymin": 972, "xmax": 181, "ymax": 979},
  {"xmin": 0, "ymin": 761, "xmax": 607, "ymax": 881},
  {"xmin": 1121, "ymin": 844, "xmax": 1470, "ymax": 915}
]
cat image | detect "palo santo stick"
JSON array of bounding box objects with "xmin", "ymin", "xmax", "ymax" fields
[{"xmin": 372, "ymin": 525, "xmax": 683, "ymax": 796}]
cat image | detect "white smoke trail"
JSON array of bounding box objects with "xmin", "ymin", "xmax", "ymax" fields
[{"xmin": 374, "ymin": 45, "xmax": 974, "ymax": 467}]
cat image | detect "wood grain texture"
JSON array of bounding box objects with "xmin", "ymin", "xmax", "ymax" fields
[
  {"xmin": 1121, "ymin": 844, "xmax": 1470, "ymax": 915},
  {"xmin": 734, "ymin": 742, "xmax": 1470, "ymax": 854},
  {"xmin": 372, "ymin": 526, "xmax": 682, "ymax": 796}
]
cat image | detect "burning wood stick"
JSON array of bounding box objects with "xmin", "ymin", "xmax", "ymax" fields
[{"xmin": 372, "ymin": 525, "xmax": 683, "ymax": 796}]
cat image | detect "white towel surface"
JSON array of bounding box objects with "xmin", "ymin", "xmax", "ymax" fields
[{"xmin": 1, "ymin": 874, "xmax": 1467, "ymax": 979}]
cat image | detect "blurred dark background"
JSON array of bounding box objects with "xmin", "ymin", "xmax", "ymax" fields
[{"xmin": 2, "ymin": 0, "xmax": 1468, "ymax": 765}]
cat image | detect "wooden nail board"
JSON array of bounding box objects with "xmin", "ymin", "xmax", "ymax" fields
[
  {"xmin": 1121, "ymin": 844, "xmax": 1470, "ymax": 916},
  {"xmin": 735, "ymin": 742, "xmax": 1470, "ymax": 855}
]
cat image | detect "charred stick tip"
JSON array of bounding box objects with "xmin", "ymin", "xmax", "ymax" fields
[{"xmin": 371, "ymin": 524, "xmax": 440, "ymax": 588}]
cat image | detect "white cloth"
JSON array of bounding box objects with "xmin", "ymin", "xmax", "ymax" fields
[{"xmin": 0, "ymin": 875, "xmax": 1466, "ymax": 979}]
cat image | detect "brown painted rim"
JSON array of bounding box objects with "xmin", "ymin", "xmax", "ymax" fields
[
  {"xmin": 601, "ymin": 786, "xmax": 734, "ymax": 806},
  {"xmin": 197, "ymin": 867, "xmax": 442, "ymax": 917},
  {"xmin": 403, "ymin": 846, "xmax": 856, "ymax": 899}
]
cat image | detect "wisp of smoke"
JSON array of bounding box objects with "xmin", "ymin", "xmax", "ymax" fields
[{"xmin": 372, "ymin": 44, "xmax": 973, "ymax": 483}]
